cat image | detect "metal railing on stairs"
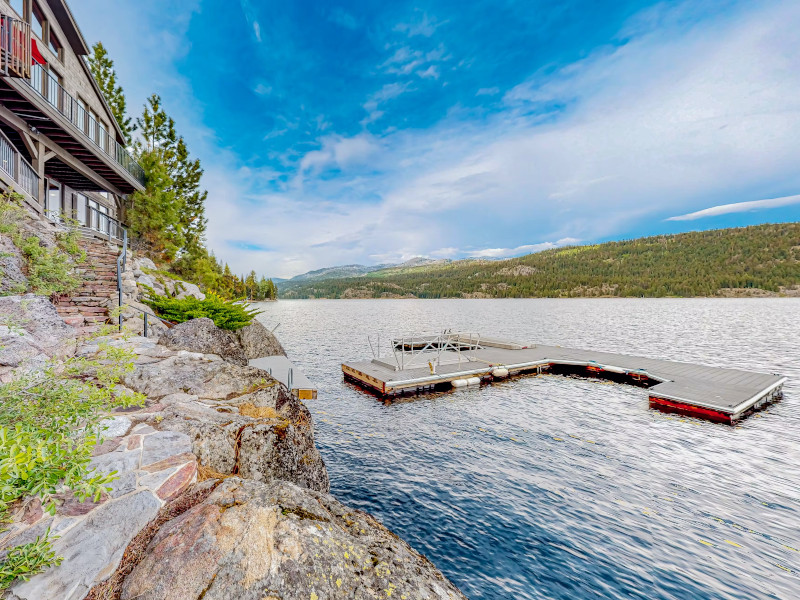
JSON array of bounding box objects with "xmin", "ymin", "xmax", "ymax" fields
[
  {"xmin": 116, "ymin": 227, "xmax": 127, "ymax": 331},
  {"xmin": 115, "ymin": 229, "xmax": 173, "ymax": 336}
]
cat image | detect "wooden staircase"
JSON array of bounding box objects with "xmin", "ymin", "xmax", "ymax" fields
[{"xmin": 56, "ymin": 238, "xmax": 120, "ymax": 334}]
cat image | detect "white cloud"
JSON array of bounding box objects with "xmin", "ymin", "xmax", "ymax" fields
[
  {"xmin": 362, "ymin": 82, "xmax": 413, "ymax": 124},
  {"xmin": 253, "ymin": 82, "xmax": 272, "ymax": 95},
  {"xmin": 667, "ymin": 194, "xmax": 800, "ymax": 221},
  {"xmin": 476, "ymin": 87, "xmax": 500, "ymax": 96},
  {"xmin": 468, "ymin": 239, "xmax": 580, "ymax": 259},
  {"xmin": 77, "ymin": 0, "xmax": 800, "ymax": 279},
  {"xmin": 393, "ymin": 12, "xmax": 447, "ymax": 38},
  {"xmin": 298, "ymin": 134, "xmax": 379, "ymax": 175},
  {"xmin": 418, "ymin": 65, "xmax": 440, "ymax": 79}
]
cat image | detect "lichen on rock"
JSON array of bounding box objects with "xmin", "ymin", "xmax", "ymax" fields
[{"xmin": 120, "ymin": 478, "xmax": 467, "ymax": 600}]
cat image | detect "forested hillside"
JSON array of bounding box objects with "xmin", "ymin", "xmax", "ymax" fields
[{"xmin": 280, "ymin": 223, "xmax": 800, "ymax": 299}]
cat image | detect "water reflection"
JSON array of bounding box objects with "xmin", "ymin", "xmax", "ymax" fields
[{"xmin": 253, "ymin": 298, "xmax": 799, "ymax": 600}]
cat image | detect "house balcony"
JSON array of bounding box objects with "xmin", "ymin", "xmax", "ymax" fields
[
  {"xmin": 0, "ymin": 15, "xmax": 145, "ymax": 196},
  {"xmin": 0, "ymin": 123, "xmax": 38, "ymax": 199}
]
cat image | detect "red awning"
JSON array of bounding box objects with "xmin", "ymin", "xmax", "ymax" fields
[{"xmin": 31, "ymin": 38, "xmax": 45, "ymax": 66}]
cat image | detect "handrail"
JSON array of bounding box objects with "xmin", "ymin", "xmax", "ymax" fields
[
  {"xmin": 86, "ymin": 204, "xmax": 123, "ymax": 241},
  {"xmin": 0, "ymin": 126, "xmax": 39, "ymax": 200},
  {"xmin": 120, "ymin": 302, "xmax": 174, "ymax": 338},
  {"xmin": 0, "ymin": 15, "xmax": 30, "ymax": 79},
  {"xmin": 26, "ymin": 64, "xmax": 145, "ymax": 186},
  {"xmin": 117, "ymin": 228, "xmax": 127, "ymax": 331}
]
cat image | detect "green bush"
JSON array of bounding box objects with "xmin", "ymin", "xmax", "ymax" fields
[
  {"xmin": 0, "ymin": 334, "xmax": 144, "ymax": 589},
  {"xmin": 142, "ymin": 290, "xmax": 261, "ymax": 331},
  {"xmin": 0, "ymin": 529, "xmax": 62, "ymax": 591},
  {"xmin": 0, "ymin": 192, "xmax": 85, "ymax": 296}
]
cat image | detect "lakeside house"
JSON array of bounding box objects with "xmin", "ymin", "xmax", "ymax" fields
[{"xmin": 0, "ymin": 0, "xmax": 143, "ymax": 246}]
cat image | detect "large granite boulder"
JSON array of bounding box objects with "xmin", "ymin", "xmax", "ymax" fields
[
  {"xmin": 0, "ymin": 295, "xmax": 77, "ymax": 375},
  {"xmin": 120, "ymin": 478, "xmax": 467, "ymax": 600},
  {"xmin": 159, "ymin": 318, "xmax": 247, "ymax": 366},
  {"xmin": 124, "ymin": 352, "xmax": 269, "ymax": 399},
  {"xmin": 237, "ymin": 319, "xmax": 286, "ymax": 359},
  {"xmin": 153, "ymin": 386, "xmax": 329, "ymax": 492}
]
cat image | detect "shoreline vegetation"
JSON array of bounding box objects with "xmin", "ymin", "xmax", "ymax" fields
[
  {"xmin": 278, "ymin": 222, "xmax": 800, "ymax": 300},
  {"xmin": 0, "ymin": 202, "xmax": 467, "ymax": 597}
]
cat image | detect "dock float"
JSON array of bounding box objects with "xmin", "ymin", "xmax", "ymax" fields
[
  {"xmin": 341, "ymin": 333, "xmax": 786, "ymax": 424},
  {"xmin": 250, "ymin": 356, "xmax": 317, "ymax": 400}
]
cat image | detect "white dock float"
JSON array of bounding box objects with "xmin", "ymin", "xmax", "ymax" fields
[
  {"xmin": 342, "ymin": 333, "xmax": 787, "ymax": 424},
  {"xmin": 250, "ymin": 356, "xmax": 317, "ymax": 400}
]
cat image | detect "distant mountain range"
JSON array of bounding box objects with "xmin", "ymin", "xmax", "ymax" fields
[
  {"xmin": 278, "ymin": 223, "xmax": 800, "ymax": 299},
  {"xmin": 276, "ymin": 257, "xmax": 447, "ymax": 288}
]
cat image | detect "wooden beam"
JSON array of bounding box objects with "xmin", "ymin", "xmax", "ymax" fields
[
  {"xmin": 1, "ymin": 78, "xmax": 142, "ymax": 193},
  {"xmin": 0, "ymin": 104, "xmax": 125, "ymax": 196},
  {"xmin": 19, "ymin": 130, "xmax": 37, "ymax": 158}
]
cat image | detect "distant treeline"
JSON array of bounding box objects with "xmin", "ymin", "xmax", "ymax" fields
[{"xmin": 279, "ymin": 223, "xmax": 800, "ymax": 299}]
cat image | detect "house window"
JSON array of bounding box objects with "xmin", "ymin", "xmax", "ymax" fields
[
  {"xmin": 89, "ymin": 109, "xmax": 99, "ymax": 145},
  {"xmin": 45, "ymin": 66, "xmax": 62, "ymax": 110},
  {"xmin": 10, "ymin": 0, "xmax": 25, "ymax": 19},
  {"xmin": 87, "ymin": 198, "xmax": 109, "ymax": 233},
  {"xmin": 46, "ymin": 180, "xmax": 61, "ymax": 221},
  {"xmin": 99, "ymin": 120, "xmax": 110, "ymax": 152},
  {"xmin": 49, "ymin": 31, "xmax": 62, "ymax": 61},
  {"xmin": 76, "ymin": 96, "xmax": 88, "ymax": 134},
  {"xmin": 31, "ymin": 2, "xmax": 44, "ymax": 40}
]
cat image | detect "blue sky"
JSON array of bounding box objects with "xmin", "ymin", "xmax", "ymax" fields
[{"xmin": 73, "ymin": 0, "xmax": 800, "ymax": 277}]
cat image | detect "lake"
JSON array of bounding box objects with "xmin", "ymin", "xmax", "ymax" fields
[{"xmin": 252, "ymin": 298, "xmax": 799, "ymax": 600}]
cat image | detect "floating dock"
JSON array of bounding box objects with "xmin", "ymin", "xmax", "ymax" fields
[
  {"xmin": 250, "ymin": 356, "xmax": 317, "ymax": 400},
  {"xmin": 341, "ymin": 333, "xmax": 786, "ymax": 424}
]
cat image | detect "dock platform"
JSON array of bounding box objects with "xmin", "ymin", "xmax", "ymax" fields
[
  {"xmin": 342, "ymin": 334, "xmax": 786, "ymax": 424},
  {"xmin": 250, "ymin": 356, "xmax": 317, "ymax": 400}
]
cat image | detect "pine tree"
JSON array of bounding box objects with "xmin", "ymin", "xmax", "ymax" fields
[
  {"xmin": 244, "ymin": 271, "xmax": 257, "ymax": 300},
  {"xmin": 88, "ymin": 42, "xmax": 134, "ymax": 144}
]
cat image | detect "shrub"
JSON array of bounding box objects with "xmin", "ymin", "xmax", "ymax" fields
[
  {"xmin": 0, "ymin": 529, "xmax": 62, "ymax": 591},
  {"xmin": 0, "ymin": 334, "xmax": 145, "ymax": 589},
  {"xmin": 0, "ymin": 192, "xmax": 85, "ymax": 296},
  {"xmin": 142, "ymin": 290, "xmax": 261, "ymax": 331}
]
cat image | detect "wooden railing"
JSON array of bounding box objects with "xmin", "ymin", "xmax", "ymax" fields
[
  {"xmin": 0, "ymin": 127, "xmax": 39, "ymax": 200},
  {"xmin": 0, "ymin": 15, "xmax": 30, "ymax": 79},
  {"xmin": 27, "ymin": 64, "xmax": 145, "ymax": 186}
]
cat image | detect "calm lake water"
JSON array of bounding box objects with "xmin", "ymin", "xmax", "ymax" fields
[{"xmin": 252, "ymin": 299, "xmax": 799, "ymax": 600}]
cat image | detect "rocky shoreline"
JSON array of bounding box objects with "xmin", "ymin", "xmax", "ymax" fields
[{"xmin": 1, "ymin": 286, "xmax": 466, "ymax": 598}]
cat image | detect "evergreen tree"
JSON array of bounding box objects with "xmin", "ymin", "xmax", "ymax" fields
[
  {"xmin": 244, "ymin": 270, "xmax": 257, "ymax": 300},
  {"xmin": 88, "ymin": 42, "xmax": 134, "ymax": 144},
  {"xmin": 126, "ymin": 152, "xmax": 182, "ymax": 260}
]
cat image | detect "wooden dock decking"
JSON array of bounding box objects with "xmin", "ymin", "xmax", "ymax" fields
[{"xmin": 342, "ymin": 336, "xmax": 787, "ymax": 424}]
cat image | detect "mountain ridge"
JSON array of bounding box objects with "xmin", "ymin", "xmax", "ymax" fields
[{"xmin": 278, "ymin": 223, "xmax": 800, "ymax": 299}]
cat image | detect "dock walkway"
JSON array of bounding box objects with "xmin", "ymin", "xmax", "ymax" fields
[{"xmin": 342, "ymin": 336, "xmax": 786, "ymax": 424}]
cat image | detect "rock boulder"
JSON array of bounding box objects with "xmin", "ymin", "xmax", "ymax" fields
[
  {"xmin": 237, "ymin": 319, "xmax": 286, "ymax": 359},
  {"xmin": 0, "ymin": 236, "xmax": 27, "ymax": 295},
  {"xmin": 153, "ymin": 385, "xmax": 329, "ymax": 492},
  {"xmin": 121, "ymin": 478, "xmax": 467, "ymax": 600},
  {"xmin": 158, "ymin": 318, "xmax": 247, "ymax": 365},
  {"xmin": 0, "ymin": 295, "xmax": 77, "ymax": 369},
  {"xmin": 123, "ymin": 352, "xmax": 269, "ymax": 399}
]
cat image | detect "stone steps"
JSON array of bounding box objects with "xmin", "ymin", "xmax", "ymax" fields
[{"xmin": 59, "ymin": 239, "xmax": 123, "ymax": 333}]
